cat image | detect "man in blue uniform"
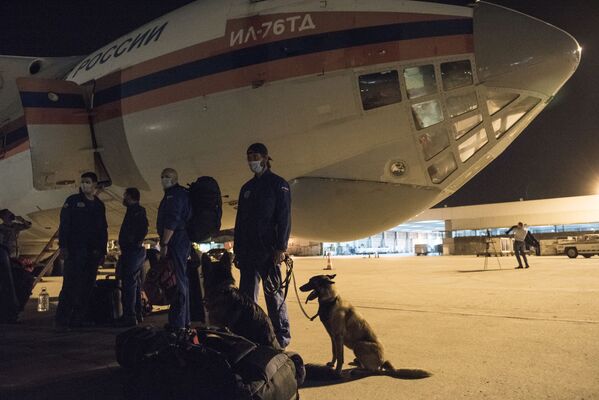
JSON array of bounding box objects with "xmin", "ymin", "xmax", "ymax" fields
[
  {"xmin": 117, "ymin": 188, "xmax": 148, "ymax": 327},
  {"xmin": 55, "ymin": 172, "xmax": 108, "ymax": 328},
  {"xmin": 157, "ymin": 168, "xmax": 192, "ymax": 330},
  {"xmin": 234, "ymin": 143, "xmax": 292, "ymax": 348}
]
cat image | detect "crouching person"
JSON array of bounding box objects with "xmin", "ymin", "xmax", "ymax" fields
[
  {"xmin": 117, "ymin": 188, "xmax": 148, "ymax": 327},
  {"xmin": 55, "ymin": 172, "xmax": 108, "ymax": 329}
]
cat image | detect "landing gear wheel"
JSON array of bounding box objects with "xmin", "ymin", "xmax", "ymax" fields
[
  {"xmin": 583, "ymin": 254, "xmax": 592, "ymax": 258},
  {"xmin": 566, "ymin": 248, "xmax": 578, "ymax": 259}
]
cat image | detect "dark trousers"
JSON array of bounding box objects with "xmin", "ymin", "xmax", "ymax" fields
[
  {"xmin": 55, "ymin": 247, "xmax": 101, "ymax": 326},
  {"xmin": 120, "ymin": 248, "xmax": 146, "ymax": 319},
  {"xmin": 0, "ymin": 246, "xmax": 18, "ymax": 323},
  {"xmin": 239, "ymin": 259, "xmax": 291, "ymax": 348},
  {"xmin": 514, "ymin": 240, "xmax": 529, "ymax": 267},
  {"xmin": 167, "ymin": 237, "xmax": 191, "ymax": 329}
]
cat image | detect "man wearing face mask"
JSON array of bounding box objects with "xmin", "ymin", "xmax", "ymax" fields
[
  {"xmin": 117, "ymin": 188, "xmax": 148, "ymax": 327},
  {"xmin": 157, "ymin": 168, "xmax": 192, "ymax": 331},
  {"xmin": 55, "ymin": 172, "xmax": 108, "ymax": 328},
  {"xmin": 234, "ymin": 143, "xmax": 292, "ymax": 348}
]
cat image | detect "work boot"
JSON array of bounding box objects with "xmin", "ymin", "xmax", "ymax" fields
[
  {"xmin": 515, "ymin": 266, "xmax": 523, "ymax": 269},
  {"xmin": 524, "ymin": 265, "xmax": 530, "ymax": 269}
]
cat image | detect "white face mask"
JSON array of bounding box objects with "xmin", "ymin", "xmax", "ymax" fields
[
  {"xmin": 80, "ymin": 182, "xmax": 95, "ymax": 195},
  {"xmin": 249, "ymin": 160, "xmax": 264, "ymax": 174},
  {"xmin": 161, "ymin": 177, "xmax": 174, "ymax": 189}
]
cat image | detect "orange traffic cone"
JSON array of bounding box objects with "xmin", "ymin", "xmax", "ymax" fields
[{"xmin": 323, "ymin": 252, "xmax": 333, "ymax": 270}]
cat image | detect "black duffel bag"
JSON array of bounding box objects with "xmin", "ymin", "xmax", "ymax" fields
[{"xmin": 116, "ymin": 326, "xmax": 301, "ymax": 400}]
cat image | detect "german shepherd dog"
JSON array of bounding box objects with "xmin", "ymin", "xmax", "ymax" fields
[
  {"xmin": 201, "ymin": 251, "xmax": 280, "ymax": 349},
  {"xmin": 300, "ymin": 274, "xmax": 400, "ymax": 378}
]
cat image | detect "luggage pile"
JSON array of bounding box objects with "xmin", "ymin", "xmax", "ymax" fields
[{"xmin": 116, "ymin": 326, "xmax": 305, "ymax": 400}]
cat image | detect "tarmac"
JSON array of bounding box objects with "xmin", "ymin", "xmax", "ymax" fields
[{"xmin": 1, "ymin": 255, "xmax": 598, "ymax": 400}]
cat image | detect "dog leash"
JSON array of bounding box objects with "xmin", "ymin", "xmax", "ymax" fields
[
  {"xmin": 286, "ymin": 257, "xmax": 319, "ymax": 321},
  {"xmin": 264, "ymin": 256, "xmax": 318, "ymax": 321}
]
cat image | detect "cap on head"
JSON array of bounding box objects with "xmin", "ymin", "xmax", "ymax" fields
[{"xmin": 247, "ymin": 143, "xmax": 273, "ymax": 161}]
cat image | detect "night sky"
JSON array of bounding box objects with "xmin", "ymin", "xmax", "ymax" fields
[{"xmin": 1, "ymin": 0, "xmax": 598, "ymax": 206}]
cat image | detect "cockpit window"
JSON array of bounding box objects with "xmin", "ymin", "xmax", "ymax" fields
[
  {"xmin": 458, "ymin": 127, "xmax": 488, "ymax": 162},
  {"xmin": 446, "ymin": 91, "xmax": 478, "ymax": 118},
  {"xmin": 486, "ymin": 91, "xmax": 519, "ymax": 115},
  {"xmin": 403, "ymin": 65, "xmax": 437, "ymax": 99},
  {"xmin": 418, "ymin": 128, "xmax": 450, "ymax": 161},
  {"xmin": 411, "ymin": 99, "xmax": 444, "ymax": 129},
  {"xmin": 428, "ymin": 152, "xmax": 457, "ymax": 184},
  {"xmin": 453, "ymin": 113, "xmax": 483, "ymax": 140},
  {"xmin": 492, "ymin": 96, "xmax": 540, "ymax": 138},
  {"xmin": 358, "ymin": 71, "xmax": 402, "ymax": 110},
  {"xmin": 441, "ymin": 60, "xmax": 473, "ymax": 91}
]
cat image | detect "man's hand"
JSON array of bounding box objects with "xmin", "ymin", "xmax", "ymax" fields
[
  {"xmin": 160, "ymin": 244, "xmax": 168, "ymax": 259},
  {"xmin": 273, "ymin": 250, "xmax": 286, "ymax": 265}
]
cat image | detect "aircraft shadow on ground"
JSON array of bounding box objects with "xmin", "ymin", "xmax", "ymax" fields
[{"xmin": 302, "ymin": 364, "xmax": 431, "ymax": 388}]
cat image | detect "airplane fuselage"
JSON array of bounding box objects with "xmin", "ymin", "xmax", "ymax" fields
[{"xmin": 0, "ymin": 0, "xmax": 580, "ymax": 252}]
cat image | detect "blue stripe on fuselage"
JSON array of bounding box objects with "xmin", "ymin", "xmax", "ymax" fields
[
  {"xmin": 19, "ymin": 92, "xmax": 86, "ymax": 109},
  {"xmin": 93, "ymin": 18, "xmax": 473, "ymax": 107}
]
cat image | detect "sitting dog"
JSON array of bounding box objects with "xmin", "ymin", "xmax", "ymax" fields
[
  {"xmin": 300, "ymin": 274, "xmax": 395, "ymax": 377},
  {"xmin": 201, "ymin": 251, "xmax": 280, "ymax": 349}
]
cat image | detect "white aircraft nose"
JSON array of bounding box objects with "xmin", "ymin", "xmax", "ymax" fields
[{"xmin": 474, "ymin": 2, "xmax": 581, "ymax": 98}]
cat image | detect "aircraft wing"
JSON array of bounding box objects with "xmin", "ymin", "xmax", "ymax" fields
[{"xmin": 0, "ymin": 55, "xmax": 83, "ymax": 125}]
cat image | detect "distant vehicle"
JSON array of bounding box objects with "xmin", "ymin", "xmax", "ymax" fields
[
  {"xmin": 414, "ymin": 244, "xmax": 430, "ymax": 256},
  {"xmin": 556, "ymin": 234, "xmax": 599, "ymax": 258}
]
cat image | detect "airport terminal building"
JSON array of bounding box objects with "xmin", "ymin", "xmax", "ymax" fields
[{"xmin": 315, "ymin": 195, "xmax": 599, "ymax": 256}]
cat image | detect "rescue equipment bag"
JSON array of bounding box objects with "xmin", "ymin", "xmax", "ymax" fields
[
  {"xmin": 186, "ymin": 176, "xmax": 222, "ymax": 243},
  {"xmin": 88, "ymin": 274, "xmax": 123, "ymax": 324},
  {"xmin": 116, "ymin": 326, "xmax": 302, "ymax": 400},
  {"xmin": 143, "ymin": 258, "xmax": 176, "ymax": 306}
]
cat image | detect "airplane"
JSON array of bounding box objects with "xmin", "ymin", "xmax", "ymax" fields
[{"xmin": 0, "ymin": 0, "xmax": 581, "ymax": 256}]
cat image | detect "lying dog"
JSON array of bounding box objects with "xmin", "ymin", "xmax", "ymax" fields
[
  {"xmin": 300, "ymin": 274, "xmax": 395, "ymax": 377},
  {"xmin": 201, "ymin": 251, "xmax": 280, "ymax": 349}
]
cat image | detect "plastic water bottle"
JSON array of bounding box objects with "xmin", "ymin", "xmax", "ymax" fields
[{"xmin": 37, "ymin": 287, "xmax": 50, "ymax": 312}]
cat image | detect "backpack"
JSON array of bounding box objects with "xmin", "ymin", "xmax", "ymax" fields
[
  {"xmin": 143, "ymin": 257, "xmax": 177, "ymax": 306},
  {"xmin": 117, "ymin": 326, "xmax": 302, "ymax": 400},
  {"xmin": 186, "ymin": 176, "xmax": 222, "ymax": 243}
]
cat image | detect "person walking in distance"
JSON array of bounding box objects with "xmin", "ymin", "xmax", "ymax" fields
[
  {"xmin": 506, "ymin": 222, "xmax": 530, "ymax": 269},
  {"xmin": 157, "ymin": 168, "xmax": 192, "ymax": 331},
  {"xmin": 234, "ymin": 143, "xmax": 292, "ymax": 348}
]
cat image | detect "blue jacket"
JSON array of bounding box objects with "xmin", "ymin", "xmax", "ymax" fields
[
  {"xmin": 118, "ymin": 204, "xmax": 148, "ymax": 251},
  {"xmin": 157, "ymin": 184, "xmax": 191, "ymax": 243},
  {"xmin": 234, "ymin": 169, "xmax": 291, "ymax": 264},
  {"xmin": 59, "ymin": 192, "xmax": 108, "ymax": 254}
]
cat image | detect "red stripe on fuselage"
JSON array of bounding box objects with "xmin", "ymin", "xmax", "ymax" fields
[{"xmin": 22, "ymin": 108, "xmax": 90, "ymax": 125}]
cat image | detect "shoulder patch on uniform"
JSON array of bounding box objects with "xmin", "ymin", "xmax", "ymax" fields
[
  {"xmin": 167, "ymin": 195, "xmax": 174, "ymax": 199},
  {"xmin": 76, "ymin": 202, "xmax": 85, "ymax": 208},
  {"xmin": 281, "ymin": 186, "xmax": 289, "ymax": 192},
  {"xmin": 243, "ymin": 190, "xmax": 251, "ymax": 199},
  {"xmin": 63, "ymin": 203, "xmax": 69, "ymax": 208}
]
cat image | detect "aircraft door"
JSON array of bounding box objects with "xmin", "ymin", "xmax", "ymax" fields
[{"xmin": 16, "ymin": 77, "xmax": 97, "ymax": 190}]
